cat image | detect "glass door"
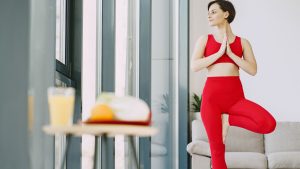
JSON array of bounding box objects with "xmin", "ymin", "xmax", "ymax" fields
[{"xmin": 150, "ymin": 0, "xmax": 176, "ymax": 168}]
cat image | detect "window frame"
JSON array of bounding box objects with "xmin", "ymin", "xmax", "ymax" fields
[{"xmin": 56, "ymin": 0, "xmax": 72, "ymax": 78}]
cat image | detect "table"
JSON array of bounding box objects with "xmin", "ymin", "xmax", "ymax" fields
[{"xmin": 43, "ymin": 124, "xmax": 157, "ymax": 169}]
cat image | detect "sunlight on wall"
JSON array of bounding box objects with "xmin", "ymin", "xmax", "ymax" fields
[
  {"xmin": 115, "ymin": 0, "xmax": 128, "ymax": 168},
  {"xmin": 82, "ymin": 0, "xmax": 97, "ymax": 168}
]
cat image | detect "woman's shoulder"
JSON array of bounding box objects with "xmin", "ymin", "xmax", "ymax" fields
[
  {"xmin": 239, "ymin": 36, "xmax": 251, "ymax": 44},
  {"xmin": 237, "ymin": 36, "xmax": 251, "ymax": 45},
  {"xmin": 237, "ymin": 36, "xmax": 253, "ymax": 52},
  {"xmin": 198, "ymin": 34, "xmax": 210, "ymax": 41},
  {"xmin": 196, "ymin": 34, "xmax": 210, "ymax": 47}
]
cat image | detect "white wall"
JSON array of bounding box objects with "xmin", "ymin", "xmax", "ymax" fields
[
  {"xmin": 190, "ymin": 0, "xmax": 300, "ymax": 122},
  {"xmin": 189, "ymin": 0, "xmax": 211, "ymax": 99}
]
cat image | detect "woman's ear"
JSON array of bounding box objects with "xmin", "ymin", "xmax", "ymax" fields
[{"xmin": 224, "ymin": 11, "xmax": 229, "ymax": 19}]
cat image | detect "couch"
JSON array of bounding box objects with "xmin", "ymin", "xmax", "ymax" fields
[{"xmin": 187, "ymin": 119, "xmax": 300, "ymax": 169}]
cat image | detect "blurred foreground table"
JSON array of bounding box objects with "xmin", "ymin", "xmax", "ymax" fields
[{"xmin": 43, "ymin": 124, "xmax": 158, "ymax": 169}]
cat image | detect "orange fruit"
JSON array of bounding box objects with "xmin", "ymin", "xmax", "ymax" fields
[{"xmin": 90, "ymin": 104, "xmax": 114, "ymax": 121}]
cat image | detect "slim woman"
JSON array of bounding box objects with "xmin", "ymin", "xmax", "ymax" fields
[{"xmin": 191, "ymin": 0, "xmax": 276, "ymax": 169}]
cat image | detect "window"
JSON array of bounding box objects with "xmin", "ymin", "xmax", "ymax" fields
[
  {"xmin": 54, "ymin": 1, "xmax": 76, "ymax": 168},
  {"xmin": 56, "ymin": 0, "xmax": 71, "ymax": 77}
]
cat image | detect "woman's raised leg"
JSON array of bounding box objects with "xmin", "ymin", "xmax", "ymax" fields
[{"xmin": 227, "ymin": 98, "xmax": 276, "ymax": 134}]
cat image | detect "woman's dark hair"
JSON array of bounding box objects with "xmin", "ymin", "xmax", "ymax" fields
[{"xmin": 208, "ymin": 0, "xmax": 236, "ymax": 23}]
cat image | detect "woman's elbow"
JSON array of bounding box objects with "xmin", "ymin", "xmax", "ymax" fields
[
  {"xmin": 250, "ymin": 71, "xmax": 257, "ymax": 76},
  {"xmin": 190, "ymin": 63, "xmax": 198, "ymax": 72},
  {"xmin": 250, "ymin": 68, "xmax": 257, "ymax": 76},
  {"xmin": 191, "ymin": 66, "xmax": 197, "ymax": 72},
  {"xmin": 191, "ymin": 65, "xmax": 203, "ymax": 72}
]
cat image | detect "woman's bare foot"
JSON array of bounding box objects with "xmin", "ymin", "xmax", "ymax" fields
[{"xmin": 222, "ymin": 114, "xmax": 229, "ymax": 143}]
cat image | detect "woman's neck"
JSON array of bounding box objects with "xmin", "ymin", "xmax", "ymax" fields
[{"xmin": 214, "ymin": 22, "xmax": 234, "ymax": 38}]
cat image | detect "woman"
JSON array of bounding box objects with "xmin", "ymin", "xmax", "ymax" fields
[{"xmin": 190, "ymin": 0, "xmax": 276, "ymax": 169}]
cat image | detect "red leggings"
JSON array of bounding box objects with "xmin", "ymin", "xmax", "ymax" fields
[{"xmin": 200, "ymin": 76, "xmax": 276, "ymax": 169}]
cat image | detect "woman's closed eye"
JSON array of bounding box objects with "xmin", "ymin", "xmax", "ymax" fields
[{"xmin": 208, "ymin": 10, "xmax": 217, "ymax": 15}]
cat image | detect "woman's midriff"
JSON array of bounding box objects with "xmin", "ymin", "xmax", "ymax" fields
[{"xmin": 207, "ymin": 63, "xmax": 239, "ymax": 77}]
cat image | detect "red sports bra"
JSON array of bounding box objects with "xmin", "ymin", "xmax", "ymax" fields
[{"xmin": 204, "ymin": 34, "xmax": 243, "ymax": 67}]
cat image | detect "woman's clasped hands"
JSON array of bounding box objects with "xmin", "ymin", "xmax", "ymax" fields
[{"xmin": 217, "ymin": 32, "xmax": 233, "ymax": 58}]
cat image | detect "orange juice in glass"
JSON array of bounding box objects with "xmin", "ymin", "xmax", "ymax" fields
[{"xmin": 47, "ymin": 87, "xmax": 75, "ymax": 126}]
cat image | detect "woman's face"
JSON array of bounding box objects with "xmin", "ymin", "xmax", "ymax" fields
[{"xmin": 208, "ymin": 3, "xmax": 229, "ymax": 26}]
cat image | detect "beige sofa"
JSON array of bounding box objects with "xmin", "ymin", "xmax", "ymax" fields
[{"xmin": 187, "ymin": 119, "xmax": 300, "ymax": 169}]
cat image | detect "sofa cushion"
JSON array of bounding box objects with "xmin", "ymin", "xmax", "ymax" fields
[
  {"xmin": 191, "ymin": 155, "xmax": 211, "ymax": 169},
  {"xmin": 192, "ymin": 119, "xmax": 209, "ymax": 142},
  {"xmin": 192, "ymin": 119, "xmax": 264, "ymax": 153},
  {"xmin": 267, "ymin": 152, "xmax": 300, "ymax": 168},
  {"xmin": 186, "ymin": 140, "xmax": 210, "ymax": 157},
  {"xmin": 265, "ymin": 122, "xmax": 300, "ymax": 154},
  {"xmin": 225, "ymin": 152, "xmax": 267, "ymax": 169},
  {"xmin": 225, "ymin": 126, "xmax": 264, "ymax": 153}
]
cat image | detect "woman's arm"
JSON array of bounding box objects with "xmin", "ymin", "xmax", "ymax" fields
[
  {"xmin": 226, "ymin": 38, "xmax": 257, "ymax": 76},
  {"xmin": 191, "ymin": 35, "xmax": 227, "ymax": 72}
]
